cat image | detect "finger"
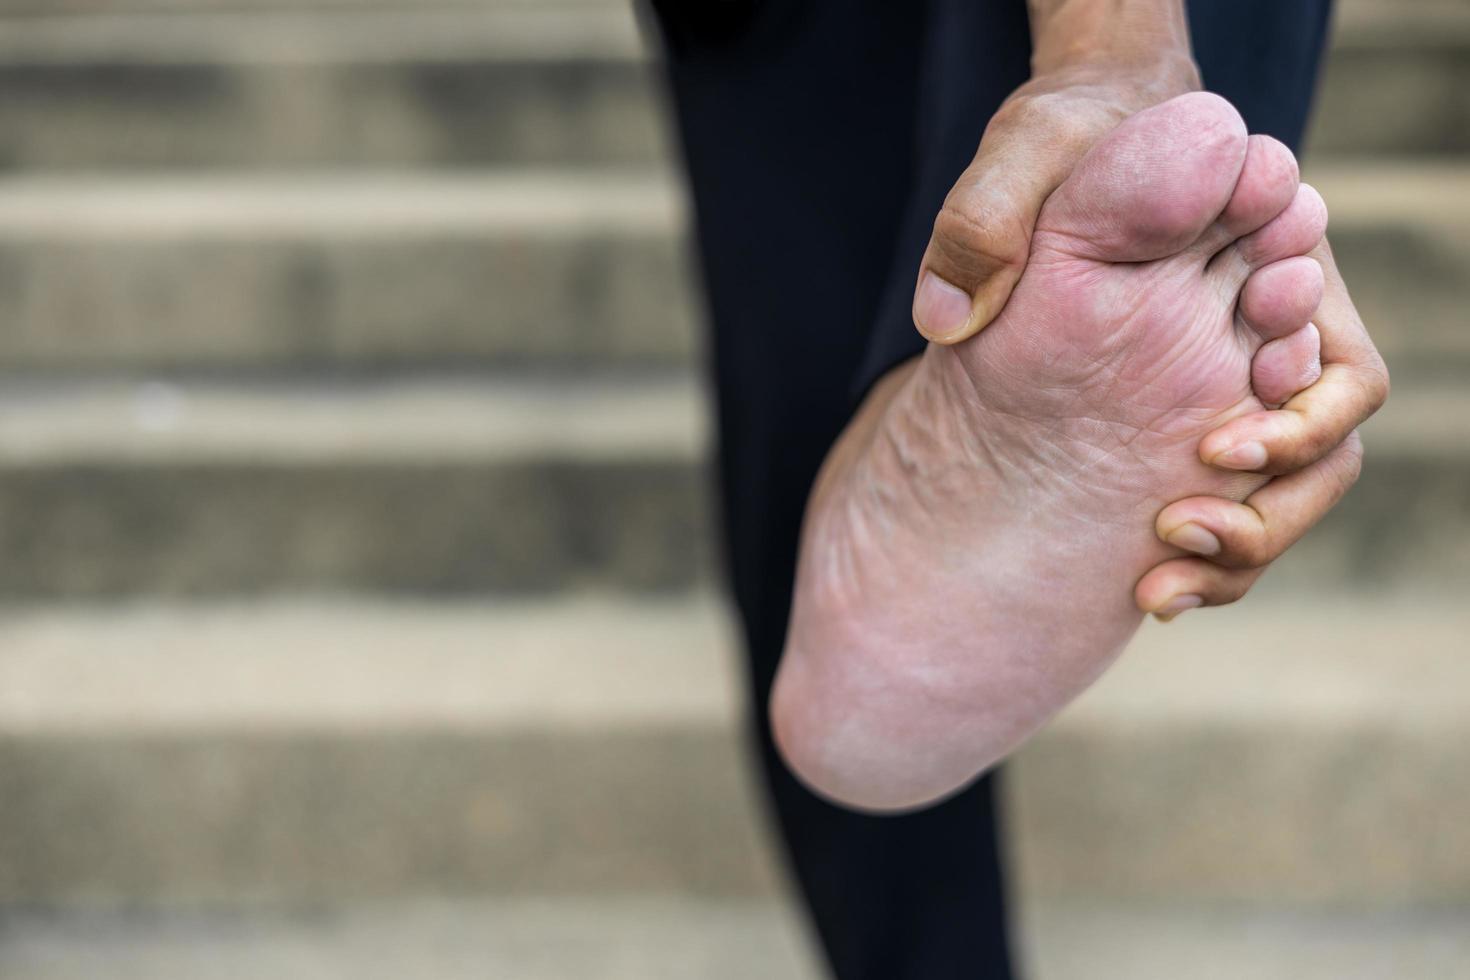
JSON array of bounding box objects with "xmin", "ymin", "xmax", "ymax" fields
[
  {"xmin": 1135, "ymin": 558, "xmax": 1264, "ymax": 622},
  {"xmin": 914, "ymin": 97, "xmax": 1118, "ymax": 344},
  {"xmin": 1154, "ymin": 432, "xmax": 1364, "ymax": 569},
  {"xmin": 1251, "ymin": 323, "xmax": 1322, "ymax": 408},
  {"xmin": 1200, "ymin": 239, "xmax": 1389, "ymax": 475}
]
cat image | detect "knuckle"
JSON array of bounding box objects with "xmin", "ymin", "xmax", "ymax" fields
[
  {"xmin": 1325, "ymin": 434, "xmax": 1365, "ymax": 493},
  {"xmin": 1205, "ymin": 571, "xmax": 1258, "ymax": 607},
  {"xmin": 1363, "ymin": 356, "xmax": 1391, "ymax": 411},
  {"xmin": 931, "ymin": 195, "xmax": 1029, "ymax": 276},
  {"xmin": 989, "ymin": 91, "xmax": 1105, "ymax": 153},
  {"xmin": 1290, "ymin": 415, "xmax": 1340, "ymax": 466},
  {"xmin": 987, "ymin": 92, "xmax": 1049, "ymax": 134},
  {"xmin": 1234, "ymin": 528, "xmax": 1275, "ymax": 569},
  {"xmin": 1220, "ymin": 511, "xmax": 1275, "ymax": 568},
  {"xmin": 1308, "ymin": 423, "xmax": 1340, "ymax": 461}
]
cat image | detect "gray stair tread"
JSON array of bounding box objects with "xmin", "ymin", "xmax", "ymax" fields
[
  {"xmin": 0, "ymin": 3, "xmax": 1458, "ymax": 171},
  {"xmin": 4, "ymin": 161, "xmax": 1461, "ymax": 231},
  {"xmin": 0, "ymin": 371, "xmax": 1452, "ymax": 599},
  {"xmin": 1068, "ymin": 596, "xmax": 1470, "ymax": 730},
  {"xmin": 0, "ymin": 9, "xmax": 667, "ymax": 171},
  {"xmin": 1, "ymin": 594, "xmax": 1466, "ymax": 735},
  {"xmin": 1, "ymin": 596, "xmax": 1465, "ymax": 903},
  {"xmin": 1015, "ymin": 596, "xmax": 1470, "ymax": 904},
  {"xmin": 0, "ymin": 1, "xmax": 1465, "ymax": 66},
  {"xmin": 0, "ymin": 0, "xmax": 620, "ymax": 11},
  {"xmin": 0, "ymin": 171, "xmax": 678, "ymax": 237},
  {"xmin": 0, "ymin": 376, "xmax": 711, "ymax": 598},
  {"xmin": 0, "ymin": 0, "xmax": 1457, "ymax": 21},
  {"xmin": 0, "ymin": 171, "xmax": 694, "ymax": 372},
  {"xmin": 0, "ymin": 375, "xmax": 703, "ymax": 464},
  {"xmin": 0, "ymin": 897, "xmax": 823, "ymax": 980},
  {"xmin": 4, "ymin": 897, "xmax": 1469, "ymax": 980},
  {"xmin": 0, "ymin": 369, "xmax": 1451, "ymax": 465},
  {"xmin": 0, "ymin": 4, "xmax": 1458, "ymax": 174},
  {"xmin": 1333, "ymin": 0, "xmax": 1470, "ymax": 46},
  {"xmin": 1020, "ymin": 901, "xmax": 1470, "ymax": 980},
  {"xmin": 0, "ymin": 595, "xmax": 734, "ymax": 733},
  {"xmin": 0, "ymin": 162, "xmax": 1459, "ymax": 376},
  {"xmin": 1308, "ymin": 162, "xmax": 1470, "ymax": 221},
  {"xmin": 0, "ymin": 161, "xmax": 1456, "ymax": 233},
  {"xmin": 0, "ymin": 8, "xmax": 645, "ymax": 64}
]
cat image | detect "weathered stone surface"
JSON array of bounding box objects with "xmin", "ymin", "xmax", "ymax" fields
[
  {"xmin": 0, "ymin": 3, "xmax": 1461, "ymax": 170},
  {"xmin": 0, "ymin": 373, "xmax": 1456, "ymax": 598},
  {"xmin": 0, "ymin": 166, "xmax": 1460, "ymax": 375},
  {"xmin": 0, "ymin": 377, "xmax": 709, "ymax": 597},
  {"xmin": 1309, "ymin": 165, "xmax": 1470, "ymax": 377},
  {"xmin": 0, "ymin": 598, "xmax": 778, "ymax": 902},
  {"xmin": 0, "ymin": 9, "xmax": 666, "ymax": 170},
  {"xmin": 0, "ymin": 597, "xmax": 1465, "ymax": 904},
  {"xmin": 1309, "ymin": 2, "xmax": 1470, "ymax": 157},
  {"xmin": 0, "ymin": 175, "xmax": 696, "ymax": 372},
  {"xmin": 1008, "ymin": 597, "xmax": 1470, "ymax": 905},
  {"xmin": 4, "ymin": 897, "xmax": 1470, "ymax": 980}
]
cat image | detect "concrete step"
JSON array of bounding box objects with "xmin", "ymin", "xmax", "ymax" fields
[
  {"xmin": 0, "ymin": 596, "xmax": 776, "ymax": 902},
  {"xmin": 0, "ymin": 8, "xmax": 667, "ymax": 170},
  {"xmin": 1308, "ymin": 163, "xmax": 1470, "ymax": 378},
  {"xmin": 0, "ymin": 0, "xmax": 1449, "ymax": 16},
  {"xmin": 1018, "ymin": 901, "xmax": 1470, "ymax": 980},
  {"xmin": 0, "ymin": 897, "xmax": 823, "ymax": 980},
  {"xmin": 1007, "ymin": 596, "xmax": 1470, "ymax": 905},
  {"xmin": 0, "ymin": 0, "xmax": 616, "ymax": 13},
  {"xmin": 0, "ymin": 173, "xmax": 696, "ymax": 373},
  {"xmin": 4, "ymin": 898, "xmax": 1470, "ymax": 980},
  {"xmin": 0, "ymin": 164, "xmax": 1457, "ymax": 376},
  {"xmin": 0, "ymin": 596, "xmax": 1466, "ymax": 907},
  {"xmin": 0, "ymin": 375, "xmax": 710, "ymax": 598},
  {"xmin": 0, "ymin": 371, "xmax": 1457, "ymax": 599},
  {"xmin": 0, "ymin": 5, "xmax": 1462, "ymax": 172},
  {"xmin": 1309, "ymin": 1, "xmax": 1470, "ymax": 158}
]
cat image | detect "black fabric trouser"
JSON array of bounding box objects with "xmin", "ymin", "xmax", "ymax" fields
[{"xmin": 646, "ymin": 2, "xmax": 1333, "ymax": 977}]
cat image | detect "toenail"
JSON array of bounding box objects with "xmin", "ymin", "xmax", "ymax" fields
[
  {"xmin": 914, "ymin": 271, "xmax": 974, "ymax": 340},
  {"xmin": 1153, "ymin": 594, "xmax": 1203, "ymax": 623},
  {"xmin": 1165, "ymin": 523, "xmax": 1222, "ymax": 557},
  {"xmin": 1213, "ymin": 440, "xmax": 1268, "ymax": 471}
]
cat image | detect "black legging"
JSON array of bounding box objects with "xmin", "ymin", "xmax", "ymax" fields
[{"xmin": 645, "ymin": 2, "xmax": 1333, "ymax": 976}]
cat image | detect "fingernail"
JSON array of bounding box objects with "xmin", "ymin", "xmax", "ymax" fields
[
  {"xmin": 1213, "ymin": 440, "xmax": 1268, "ymax": 471},
  {"xmin": 914, "ymin": 271, "xmax": 974, "ymax": 340},
  {"xmin": 1165, "ymin": 522, "xmax": 1221, "ymax": 557},
  {"xmin": 1153, "ymin": 594, "xmax": 1203, "ymax": 623}
]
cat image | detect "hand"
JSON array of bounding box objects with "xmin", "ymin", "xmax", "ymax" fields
[
  {"xmin": 1135, "ymin": 239, "xmax": 1390, "ymax": 619},
  {"xmin": 911, "ymin": 58, "xmax": 1200, "ymax": 342}
]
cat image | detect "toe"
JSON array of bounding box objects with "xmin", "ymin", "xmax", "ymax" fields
[
  {"xmin": 1036, "ymin": 92, "xmax": 1248, "ymax": 263},
  {"xmin": 1238, "ymin": 255, "xmax": 1325, "ymax": 341},
  {"xmin": 1252, "ymin": 324, "xmax": 1322, "ymax": 407},
  {"xmin": 1192, "ymin": 134, "xmax": 1301, "ymax": 257},
  {"xmin": 1212, "ymin": 183, "xmax": 1329, "ymax": 287}
]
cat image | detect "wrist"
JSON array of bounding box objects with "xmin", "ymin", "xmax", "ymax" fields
[
  {"xmin": 1029, "ymin": 0, "xmax": 1198, "ymax": 89},
  {"xmin": 1020, "ymin": 52, "xmax": 1201, "ymax": 120}
]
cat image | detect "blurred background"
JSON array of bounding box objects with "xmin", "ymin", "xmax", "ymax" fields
[{"xmin": 0, "ymin": 0, "xmax": 1464, "ymax": 977}]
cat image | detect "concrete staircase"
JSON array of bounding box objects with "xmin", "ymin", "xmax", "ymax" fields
[{"xmin": 0, "ymin": 1, "xmax": 1466, "ymax": 977}]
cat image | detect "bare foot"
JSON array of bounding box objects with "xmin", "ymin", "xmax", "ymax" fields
[{"xmin": 773, "ymin": 93, "xmax": 1329, "ymax": 811}]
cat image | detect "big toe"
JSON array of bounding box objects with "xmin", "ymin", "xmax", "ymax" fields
[{"xmin": 1036, "ymin": 92, "xmax": 1249, "ymax": 263}]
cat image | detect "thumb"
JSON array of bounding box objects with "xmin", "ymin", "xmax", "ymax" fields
[{"xmin": 912, "ymin": 107, "xmax": 1107, "ymax": 344}]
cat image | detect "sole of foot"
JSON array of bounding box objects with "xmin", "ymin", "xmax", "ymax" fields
[{"xmin": 774, "ymin": 93, "xmax": 1330, "ymax": 812}]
